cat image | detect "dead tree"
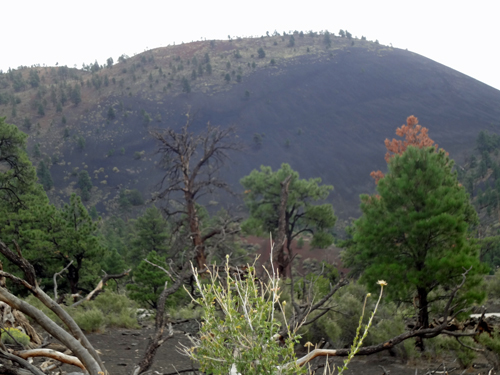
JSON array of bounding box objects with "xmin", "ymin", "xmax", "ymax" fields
[
  {"xmin": 0, "ymin": 240, "xmax": 107, "ymax": 375},
  {"xmin": 151, "ymin": 116, "xmax": 241, "ymax": 270}
]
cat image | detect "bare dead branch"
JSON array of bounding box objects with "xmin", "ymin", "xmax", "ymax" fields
[
  {"xmin": 132, "ymin": 264, "xmax": 192, "ymax": 375},
  {"xmin": 144, "ymin": 259, "xmax": 176, "ymax": 281},
  {"xmin": 454, "ymin": 337, "xmax": 484, "ymax": 352},
  {"xmin": 0, "ymin": 287, "xmax": 102, "ymax": 375},
  {"xmin": 0, "ymin": 349, "xmax": 45, "ymax": 375},
  {"xmin": 14, "ymin": 348, "xmax": 85, "ymax": 370},
  {"xmin": 71, "ymin": 269, "xmax": 131, "ymax": 308},
  {"xmin": 53, "ymin": 260, "xmax": 73, "ymax": 301},
  {"xmin": 280, "ymin": 267, "xmax": 479, "ymax": 370},
  {"xmin": 162, "ymin": 368, "xmax": 201, "ymax": 375},
  {"xmin": 0, "ymin": 241, "xmax": 37, "ymax": 287}
]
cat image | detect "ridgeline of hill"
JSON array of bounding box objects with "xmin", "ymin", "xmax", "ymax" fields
[{"xmin": 1, "ymin": 32, "xmax": 500, "ymax": 220}]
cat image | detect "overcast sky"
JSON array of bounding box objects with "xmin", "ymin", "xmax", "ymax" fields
[{"xmin": 2, "ymin": 0, "xmax": 499, "ymax": 90}]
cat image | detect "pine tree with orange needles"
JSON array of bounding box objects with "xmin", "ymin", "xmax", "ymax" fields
[{"xmin": 371, "ymin": 115, "xmax": 437, "ymax": 183}]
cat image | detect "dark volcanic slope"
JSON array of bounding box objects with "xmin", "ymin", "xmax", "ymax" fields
[
  {"xmin": 113, "ymin": 47, "xmax": 500, "ymax": 218},
  {"xmin": 2, "ymin": 40, "xmax": 500, "ymax": 219}
]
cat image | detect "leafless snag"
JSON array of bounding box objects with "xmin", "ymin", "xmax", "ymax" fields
[
  {"xmin": 150, "ymin": 115, "xmax": 241, "ymax": 270},
  {"xmin": 53, "ymin": 260, "xmax": 73, "ymax": 301}
]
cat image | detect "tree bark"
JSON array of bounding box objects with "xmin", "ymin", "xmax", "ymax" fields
[
  {"xmin": 186, "ymin": 192, "xmax": 206, "ymax": 270},
  {"xmin": 416, "ymin": 286, "xmax": 429, "ymax": 350},
  {"xmin": 275, "ymin": 175, "xmax": 292, "ymax": 277}
]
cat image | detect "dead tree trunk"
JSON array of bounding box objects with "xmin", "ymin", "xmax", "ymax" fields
[
  {"xmin": 151, "ymin": 117, "xmax": 240, "ymax": 272},
  {"xmin": 275, "ymin": 175, "xmax": 292, "ymax": 277},
  {"xmin": 185, "ymin": 190, "xmax": 206, "ymax": 270}
]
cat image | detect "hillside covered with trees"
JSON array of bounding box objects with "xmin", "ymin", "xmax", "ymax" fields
[
  {"xmin": 1, "ymin": 30, "xmax": 500, "ymax": 374},
  {"xmin": 1, "ymin": 31, "xmax": 500, "ymax": 220}
]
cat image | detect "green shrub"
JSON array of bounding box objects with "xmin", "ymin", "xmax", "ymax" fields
[
  {"xmin": 183, "ymin": 258, "xmax": 305, "ymax": 375},
  {"xmin": 487, "ymin": 269, "xmax": 500, "ymax": 300},
  {"xmin": 477, "ymin": 331, "xmax": 500, "ymax": 366},
  {"xmin": 24, "ymin": 291, "xmax": 139, "ymax": 332},
  {"xmin": 134, "ymin": 151, "xmax": 145, "ymax": 160},
  {"xmin": 71, "ymin": 308, "xmax": 104, "ymax": 332},
  {"xmin": 365, "ymin": 306, "xmax": 414, "ymax": 360},
  {"xmin": 91, "ymin": 292, "xmax": 138, "ymax": 328},
  {"xmin": 1, "ymin": 328, "xmax": 30, "ymax": 346},
  {"xmin": 167, "ymin": 303, "xmax": 202, "ymax": 320},
  {"xmin": 297, "ymin": 237, "xmax": 304, "ymax": 248},
  {"xmin": 425, "ymin": 335, "xmax": 476, "ymax": 368}
]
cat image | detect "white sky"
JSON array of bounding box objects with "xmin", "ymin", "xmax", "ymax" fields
[{"xmin": 2, "ymin": 0, "xmax": 499, "ymax": 90}]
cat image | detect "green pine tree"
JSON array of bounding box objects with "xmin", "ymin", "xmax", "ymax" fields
[
  {"xmin": 128, "ymin": 207, "xmax": 170, "ymax": 265},
  {"xmin": 343, "ymin": 146, "xmax": 486, "ymax": 348},
  {"xmin": 78, "ymin": 170, "xmax": 92, "ymax": 201},
  {"xmin": 36, "ymin": 161, "xmax": 53, "ymax": 191},
  {"xmin": 127, "ymin": 251, "xmax": 186, "ymax": 309},
  {"xmin": 0, "ymin": 117, "xmax": 39, "ymax": 207},
  {"xmin": 241, "ymin": 163, "xmax": 336, "ymax": 276}
]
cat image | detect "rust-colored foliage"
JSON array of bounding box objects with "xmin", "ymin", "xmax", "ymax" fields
[{"xmin": 371, "ymin": 115, "xmax": 437, "ymax": 184}]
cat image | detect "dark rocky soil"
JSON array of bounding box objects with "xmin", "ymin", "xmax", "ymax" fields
[
  {"xmin": 86, "ymin": 327, "xmax": 196, "ymax": 374},
  {"xmin": 53, "ymin": 326, "xmax": 495, "ymax": 375}
]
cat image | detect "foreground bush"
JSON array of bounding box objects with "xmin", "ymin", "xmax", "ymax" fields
[
  {"xmin": 181, "ymin": 257, "xmax": 385, "ymax": 375},
  {"xmin": 182, "ymin": 258, "xmax": 305, "ymax": 375}
]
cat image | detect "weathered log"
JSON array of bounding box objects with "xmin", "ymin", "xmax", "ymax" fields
[{"xmin": 15, "ymin": 348, "xmax": 85, "ymax": 370}]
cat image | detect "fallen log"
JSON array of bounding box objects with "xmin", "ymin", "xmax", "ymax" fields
[{"xmin": 14, "ymin": 348, "xmax": 85, "ymax": 370}]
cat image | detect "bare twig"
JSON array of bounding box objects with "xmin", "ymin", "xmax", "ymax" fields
[
  {"xmin": 144, "ymin": 259, "xmax": 176, "ymax": 280},
  {"xmin": 71, "ymin": 268, "xmax": 131, "ymax": 308},
  {"xmin": 53, "ymin": 260, "xmax": 73, "ymax": 300}
]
